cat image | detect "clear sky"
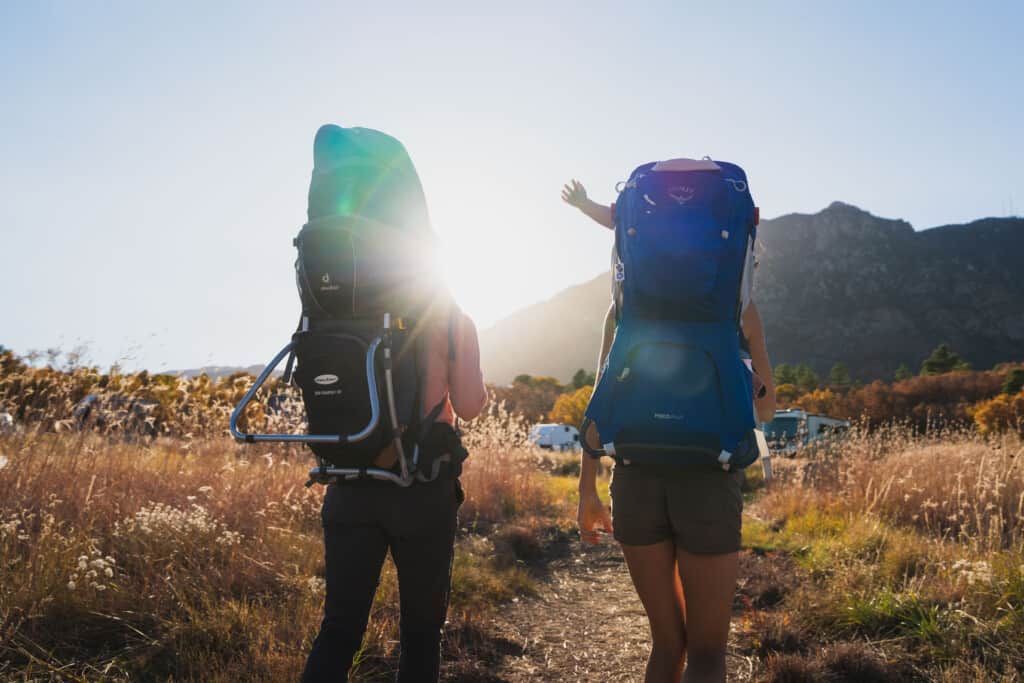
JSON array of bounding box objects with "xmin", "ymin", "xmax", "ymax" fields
[{"xmin": 2, "ymin": 1, "xmax": 1021, "ymax": 371}]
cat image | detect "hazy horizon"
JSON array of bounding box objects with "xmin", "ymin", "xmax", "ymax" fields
[{"xmin": 2, "ymin": 2, "xmax": 1022, "ymax": 371}]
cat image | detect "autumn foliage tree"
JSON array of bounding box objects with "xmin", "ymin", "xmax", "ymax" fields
[
  {"xmin": 549, "ymin": 385, "xmax": 593, "ymax": 427},
  {"xmin": 488, "ymin": 375, "xmax": 567, "ymax": 422},
  {"xmin": 971, "ymin": 390, "xmax": 1024, "ymax": 435}
]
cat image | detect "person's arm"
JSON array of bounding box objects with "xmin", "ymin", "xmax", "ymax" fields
[
  {"xmin": 561, "ymin": 179, "xmax": 613, "ymax": 229},
  {"xmin": 577, "ymin": 302, "xmax": 615, "ymax": 544},
  {"xmin": 742, "ymin": 301, "xmax": 776, "ymax": 422},
  {"xmin": 447, "ymin": 311, "xmax": 488, "ymax": 420},
  {"xmin": 577, "ymin": 452, "xmax": 611, "ymax": 544}
]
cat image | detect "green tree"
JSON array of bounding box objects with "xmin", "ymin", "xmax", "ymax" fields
[
  {"xmin": 571, "ymin": 368, "xmax": 596, "ymax": 390},
  {"xmin": 828, "ymin": 362, "xmax": 851, "ymax": 387},
  {"xmin": 894, "ymin": 363, "xmax": 913, "ymax": 382},
  {"xmin": 795, "ymin": 364, "xmax": 820, "ymax": 392},
  {"xmin": 513, "ymin": 374, "xmax": 533, "ymax": 385},
  {"xmin": 774, "ymin": 363, "xmax": 797, "ymax": 386},
  {"xmin": 1003, "ymin": 368, "xmax": 1024, "ymax": 395},
  {"xmin": 920, "ymin": 344, "xmax": 971, "ymax": 376}
]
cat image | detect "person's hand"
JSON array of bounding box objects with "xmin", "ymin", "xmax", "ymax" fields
[
  {"xmin": 577, "ymin": 490, "xmax": 612, "ymax": 545},
  {"xmin": 561, "ymin": 179, "xmax": 588, "ymax": 208}
]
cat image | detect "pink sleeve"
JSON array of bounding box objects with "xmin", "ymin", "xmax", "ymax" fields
[{"xmin": 448, "ymin": 311, "xmax": 487, "ymax": 420}]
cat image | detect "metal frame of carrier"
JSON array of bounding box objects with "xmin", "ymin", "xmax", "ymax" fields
[{"xmin": 230, "ymin": 313, "xmax": 446, "ymax": 487}]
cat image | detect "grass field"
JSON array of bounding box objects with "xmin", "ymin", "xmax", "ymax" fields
[
  {"xmin": 0, "ymin": 408, "xmax": 574, "ymax": 682},
  {"xmin": 740, "ymin": 426, "xmax": 1024, "ymax": 682},
  {"xmin": 1, "ymin": 415, "xmax": 1022, "ymax": 681}
]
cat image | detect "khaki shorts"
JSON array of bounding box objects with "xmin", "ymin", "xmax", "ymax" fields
[{"xmin": 609, "ymin": 463, "xmax": 744, "ymax": 554}]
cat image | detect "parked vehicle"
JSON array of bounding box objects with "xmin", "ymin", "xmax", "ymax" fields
[
  {"xmin": 762, "ymin": 409, "xmax": 849, "ymax": 456},
  {"xmin": 528, "ymin": 423, "xmax": 581, "ymax": 451}
]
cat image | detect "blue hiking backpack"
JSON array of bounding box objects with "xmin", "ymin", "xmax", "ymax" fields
[{"xmin": 584, "ymin": 159, "xmax": 759, "ymax": 469}]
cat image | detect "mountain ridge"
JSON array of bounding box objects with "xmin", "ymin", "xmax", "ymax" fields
[{"xmin": 479, "ymin": 203, "xmax": 1024, "ymax": 384}]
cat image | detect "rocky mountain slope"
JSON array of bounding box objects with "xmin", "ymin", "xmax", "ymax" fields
[{"xmin": 479, "ymin": 203, "xmax": 1024, "ymax": 383}]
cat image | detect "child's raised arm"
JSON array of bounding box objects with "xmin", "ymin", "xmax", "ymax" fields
[{"xmin": 561, "ymin": 179, "xmax": 613, "ymax": 229}]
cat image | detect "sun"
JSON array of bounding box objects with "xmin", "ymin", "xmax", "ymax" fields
[{"xmin": 432, "ymin": 236, "xmax": 504, "ymax": 329}]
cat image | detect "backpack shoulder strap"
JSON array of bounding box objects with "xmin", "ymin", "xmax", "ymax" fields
[
  {"xmin": 411, "ymin": 308, "xmax": 456, "ymax": 442},
  {"xmin": 281, "ymin": 314, "xmax": 304, "ymax": 384}
]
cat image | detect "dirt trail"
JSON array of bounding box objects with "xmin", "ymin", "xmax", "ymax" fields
[{"xmin": 474, "ymin": 541, "xmax": 758, "ymax": 682}]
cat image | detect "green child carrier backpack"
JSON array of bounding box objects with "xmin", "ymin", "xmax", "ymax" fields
[
  {"xmin": 231, "ymin": 124, "xmax": 467, "ymax": 486},
  {"xmin": 583, "ymin": 158, "xmax": 760, "ymax": 470}
]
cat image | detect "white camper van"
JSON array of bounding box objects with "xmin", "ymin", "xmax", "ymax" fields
[
  {"xmin": 528, "ymin": 423, "xmax": 581, "ymax": 451},
  {"xmin": 763, "ymin": 409, "xmax": 850, "ymax": 456}
]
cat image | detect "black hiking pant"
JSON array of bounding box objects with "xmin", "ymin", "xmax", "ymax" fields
[{"xmin": 301, "ymin": 476, "xmax": 462, "ymax": 683}]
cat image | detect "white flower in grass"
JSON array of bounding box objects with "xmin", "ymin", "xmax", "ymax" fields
[{"xmin": 67, "ymin": 581, "xmax": 76, "ymax": 590}]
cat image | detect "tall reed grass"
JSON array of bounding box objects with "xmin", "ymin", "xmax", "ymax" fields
[
  {"xmin": 749, "ymin": 425, "xmax": 1024, "ymax": 680},
  {"xmin": 0, "ymin": 401, "xmax": 563, "ymax": 681}
]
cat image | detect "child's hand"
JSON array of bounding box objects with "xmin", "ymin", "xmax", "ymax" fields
[{"xmin": 561, "ymin": 179, "xmax": 588, "ymax": 208}]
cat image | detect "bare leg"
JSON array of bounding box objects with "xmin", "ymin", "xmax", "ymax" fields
[
  {"xmin": 621, "ymin": 541, "xmax": 687, "ymax": 683},
  {"xmin": 677, "ymin": 550, "xmax": 739, "ymax": 683}
]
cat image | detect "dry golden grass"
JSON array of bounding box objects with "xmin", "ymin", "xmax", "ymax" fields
[
  {"xmin": 0, "ymin": 404, "xmax": 566, "ymax": 681},
  {"xmin": 763, "ymin": 424, "xmax": 1024, "ymax": 551},
  {"xmin": 745, "ymin": 426, "xmax": 1024, "ymax": 680},
  {"xmin": 8, "ymin": 353, "xmax": 1024, "ymax": 680}
]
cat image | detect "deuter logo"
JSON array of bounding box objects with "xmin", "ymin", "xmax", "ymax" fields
[
  {"xmin": 319, "ymin": 272, "xmax": 340, "ymax": 292},
  {"xmin": 314, "ymin": 374, "xmax": 339, "ymax": 386},
  {"xmin": 668, "ymin": 186, "xmax": 695, "ymax": 204},
  {"xmin": 653, "ymin": 412, "xmax": 685, "ymax": 421}
]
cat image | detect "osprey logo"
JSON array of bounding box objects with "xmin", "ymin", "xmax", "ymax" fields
[
  {"xmin": 668, "ymin": 186, "xmax": 695, "ymax": 204},
  {"xmin": 322, "ymin": 273, "xmax": 330, "ymax": 283},
  {"xmin": 314, "ymin": 374, "xmax": 339, "ymax": 386},
  {"xmin": 653, "ymin": 412, "xmax": 685, "ymax": 421}
]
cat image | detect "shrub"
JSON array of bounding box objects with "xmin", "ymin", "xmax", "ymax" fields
[
  {"xmin": 971, "ymin": 390, "xmax": 1024, "ymax": 435},
  {"xmin": 1002, "ymin": 368, "xmax": 1024, "ymax": 395}
]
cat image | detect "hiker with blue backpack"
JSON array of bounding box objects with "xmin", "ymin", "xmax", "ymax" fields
[{"xmin": 563, "ymin": 162, "xmax": 775, "ymax": 683}]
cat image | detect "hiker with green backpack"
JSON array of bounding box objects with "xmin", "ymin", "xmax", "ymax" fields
[
  {"xmin": 563, "ymin": 166, "xmax": 775, "ymax": 683},
  {"xmin": 297, "ymin": 125, "xmax": 487, "ymax": 682},
  {"xmin": 236, "ymin": 124, "xmax": 488, "ymax": 682}
]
